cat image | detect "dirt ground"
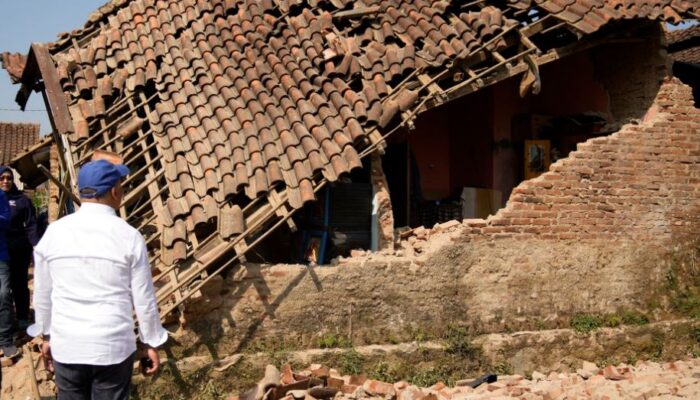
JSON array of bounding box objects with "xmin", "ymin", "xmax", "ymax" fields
[{"xmin": 5, "ymin": 351, "xmax": 700, "ymax": 399}]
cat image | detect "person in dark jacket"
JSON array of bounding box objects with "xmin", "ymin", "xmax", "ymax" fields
[
  {"xmin": 0, "ymin": 189, "xmax": 17, "ymax": 359},
  {"xmin": 0, "ymin": 167, "xmax": 39, "ymax": 331}
]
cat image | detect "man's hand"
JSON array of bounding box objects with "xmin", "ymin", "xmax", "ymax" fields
[
  {"xmin": 41, "ymin": 341, "xmax": 53, "ymax": 372},
  {"xmin": 142, "ymin": 347, "xmax": 160, "ymax": 376}
]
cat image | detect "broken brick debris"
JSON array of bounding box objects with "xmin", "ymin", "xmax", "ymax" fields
[{"xmin": 234, "ymin": 358, "xmax": 700, "ymax": 400}]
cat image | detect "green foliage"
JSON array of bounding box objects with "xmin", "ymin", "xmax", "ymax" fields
[
  {"xmin": 666, "ymin": 267, "xmax": 678, "ymax": 290},
  {"xmin": 649, "ymin": 331, "xmax": 665, "ymax": 359},
  {"xmin": 200, "ymin": 380, "xmax": 223, "ymax": 400},
  {"xmin": 601, "ymin": 314, "xmax": 622, "ymax": 328},
  {"xmin": 338, "ymin": 349, "xmax": 364, "ymax": 376},
  {"xmin": 31, "ymin": 189, "xmax": 49, "ymax": 212},
  {"xmin": 442, "ymin": 325, "xmax": 478, "ymax": 358},
  {"xmin": 408, "ymin": 327, "xmax": 435, "ymax": 342},
  {"xmin": 673, "ymin": 292, "xmax": 700, "ymax": 319},
  {"xmin": 620, "ymin": 310, "xmax": 650, "ymax": 326},
  {"xmin": 368, "ymin": 362, "xmax": 400, "ymax": 383},
  {"xmin": 409, "ymin": 367, "xmax": 452, "ymax": 387},
  {"xmin": 316, "ymin": 333, "xmax": 352, "ymax": 349},
  {"xmin": 572, "ymin": 310, "xmax": 650, "ymax": 333},
  {"xmin": 691, "ymin": 327, "xmax": 700, "ymax": 344},
  {"xmin": 534, "ymin": 319, "xmax": 547, "ymax": 331},
  {"xmin": 493, "ymin": 362, "xmax": 513, "ymax": 375},
  {"xmin": 571, "ymin": 314, "xmax": 602, "ymax": 333},
  {"xmin": 663, "ymin": 242, "xmax": 700, "ymax": 319}
]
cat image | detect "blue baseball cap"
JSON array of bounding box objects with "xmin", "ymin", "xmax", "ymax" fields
[{"xmin": 78, "ymin": 160, "xmax": 130, "ymax": 198}]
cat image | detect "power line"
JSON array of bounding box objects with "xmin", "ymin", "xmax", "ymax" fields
[{"xmin": 0, "ymin": 108, "xmax": 46, "ymax": 112}]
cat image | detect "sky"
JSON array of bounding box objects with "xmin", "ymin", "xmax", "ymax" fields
[
  {"xmin": 0, "ymin": 2, "xmax": 697, "ymax": 135},
  {"xmin": 0, "ymin": 1, "xmax": 105, "ymax": 134}
]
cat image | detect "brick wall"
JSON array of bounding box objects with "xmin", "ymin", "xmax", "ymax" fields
[
  {"xmin": 464, "ymin": 78, "xmax": 700, "ymax": 243},
  {"xmin": 48, "ymin": 143, "xmax": 60, "ymax": 223},
  {"xmin": 178, "ymin": 80, "xmax": 700, "ymax": 348}
]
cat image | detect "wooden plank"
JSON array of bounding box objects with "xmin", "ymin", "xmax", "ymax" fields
[
  {"xmin": 121, "ymin": 170, "xmax": 165, "ymax": 207},
  {"xmin": 37, "ymin": 165, "xmax": 81, "ymax": 206},
  {"xmin": 417, "ymin": 74, "xmax": 443, "ymax": 98},
  {"xmin": 443, "ymin": 47, "xmax": 535, "ymax": 99},
  {"xmin": 34, "ymin": 40, "xmax": 81, "ymax": 199},
  {"xmin": 154, "ymin": 189, "xmax": 293, "ymax": 307},
  {"xmin": 32, "ymin": 44, "xmax": 74, "ymax": 136},
  {"xmin": 74, "ymin": 92, "xmax": 153, "ymax": 152},
  {"xmin": 24, "ymin": 344, "xmax": 41, "ymax": 400},
  {"xmin": 519, "ymin": 15, "xmax": 554, "ymax": 38},
  {"xmin": 269, "ymin": 190, "xmax": 296, "ymax": 231}
]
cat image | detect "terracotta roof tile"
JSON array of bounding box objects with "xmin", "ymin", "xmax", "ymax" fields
[
  {"xmin": 666, "ymin": 25, "xmax": 700, "ymax": 65},
  {"xmin": 671, "ymin": 46, "xmax": 700, "ymax": 64},
  {"xmin": 0, "ymin": 53, "xmax": 28, "ymax": 84},
  {"xmin": 0, "ymin": 123, "xmax": 41, "ymax": 165},
  {"xmin": 28, "ymin": 0, "xmax": 696, "ymax": 268}
]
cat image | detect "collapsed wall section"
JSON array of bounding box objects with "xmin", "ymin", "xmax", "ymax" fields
[
  {"xmin": 178, "ymin": 78, "xmax": 700, "ymax": 353},
  {"xmin": 464, "ymin": 78, "xmax": 700, "ymax": 243}
]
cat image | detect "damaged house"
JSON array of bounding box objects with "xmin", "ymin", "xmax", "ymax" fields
[{"xmin": 2, "ymin": 0, "xmax": 699, "ymax": 329}]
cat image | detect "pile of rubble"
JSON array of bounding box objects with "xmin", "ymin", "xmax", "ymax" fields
[
  {"xmin": 336, "ymin": 220, "xmax": 465, "ymax": 264},
  {"xmin": 231, "ymin": 359, "xmax": 700, "ymax": 400},
  {"xmin": 397, "ymin": 220, "xmax": 464, "ymax": 257}
]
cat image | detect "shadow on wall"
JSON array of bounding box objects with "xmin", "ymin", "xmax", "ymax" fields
[{"xmin": 590, "ymin": 23, "xmax": 668, "ymax": 128}]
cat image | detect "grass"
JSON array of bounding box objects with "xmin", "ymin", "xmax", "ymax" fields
[
  {"xmin": 571, "ymin": 310, "xmax": 650, "ymax": 333},
  {"xmin": 443, "ymin": 324, "xmax": 479, "ymax": 358},
  {"xmin": 410, "ymin": 367, "xmax": 451, "ymax": 387},
  {"xmin": 368, "ymin": 361, "xmax": 401, "ymax": 383},
  {"xmin": 338, "ymin": 349, "xmax": 363, "ymax": 375},
  {"xmin": 571, "ymin": 314, "xmax": 602, "ymax": 333},
  {"xmin": 689, "ymin": 325, "xmax": 700, "ymax": 345},
  {"xmin": 663, "ymin": 241, "xmax": 700, "ymax": 319},
  {"xmin": 304, "ymin": 325, "xmax": 485, "ymax": 389},
  {"xmin": 621, "ymin": 310, "xmax": 650, "ymax": 326},
  {"xmin": 316, "ymin": 333, "xmax": 352, "ymax": 349}
]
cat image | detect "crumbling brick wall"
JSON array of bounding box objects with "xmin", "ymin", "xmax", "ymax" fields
[
  {"xmin": 182, "ymin": 77, "xmax": 700, "ymax": 352},
  {"xmin": 464, "ymin": 78, "xmax": 700, "ymax": 243}
]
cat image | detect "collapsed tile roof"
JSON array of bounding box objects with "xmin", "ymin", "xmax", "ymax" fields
[
  {"xmin": 0, "ymin": 53, "xmax": 28, "ymax": 84},
  {"xmin": 0, "ymin": 122, "xmax": 40, "ymax": 166},
  {"xmin": 666, "ymin": 24, "xmax": 700, "ymax": 65},
  {"xmin": 13, "ymin": 0, "xmax": 697, "ymax": 317}
]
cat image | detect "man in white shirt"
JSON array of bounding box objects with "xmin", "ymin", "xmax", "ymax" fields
[{"xmin": 28, "ymin": 159, "xmax": 167, "ymax": 400}]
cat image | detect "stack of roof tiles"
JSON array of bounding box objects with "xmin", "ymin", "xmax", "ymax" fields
[
  {"xmin": 0, "ymin": 53, "xmax": 27, "ymax": 84},
  {"xmin": 509, "ymin": 0, "xmax": 697, "ymax": 33},
  {"xmin": 0, "ymin": 123, "xmax": 41, "ymax": 166},
  {"xmin": 32, "ymin": 0, "xmax": 698, "ymax": 266},
  {"xmin": 666, "ymin": 24, "xmax": 700, "ymax": 65}
]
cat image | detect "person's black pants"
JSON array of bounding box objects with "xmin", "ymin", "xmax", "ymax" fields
[
  {"xmin": 0, "ymin": 260, "xmax": 14, "ymax": 347},
  {"xmin": 53, "ymin": 352, "xmax": 135, "ymax": 400},
  {"xmin": 8, "ymin": 246, "xmax": 31, "ymax": 322}
]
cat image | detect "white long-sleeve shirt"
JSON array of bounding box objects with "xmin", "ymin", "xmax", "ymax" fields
[{"xmin": 28, "ymin": 202, "xmax": 167, "ymax": 365}]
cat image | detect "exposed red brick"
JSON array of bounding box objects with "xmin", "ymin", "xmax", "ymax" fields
[{"xmin": 466, "ymin": 79, "xmax": 700, "ymax": 244}]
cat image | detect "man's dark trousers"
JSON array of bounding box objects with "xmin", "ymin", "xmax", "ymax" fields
[{"xmin": 53, "ymin": 352, "xmax": 135, "ymax": 400}]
